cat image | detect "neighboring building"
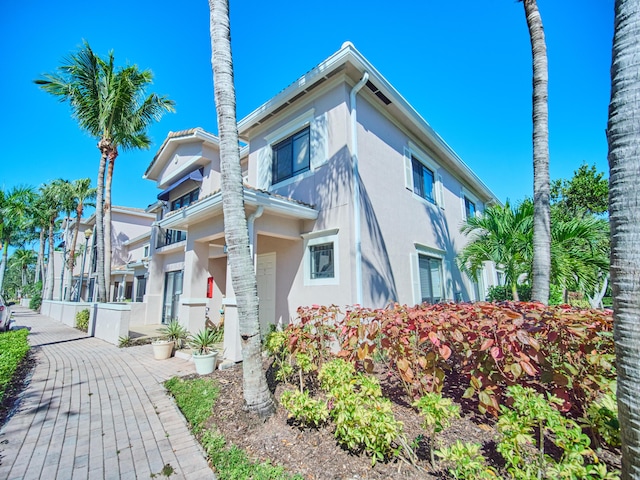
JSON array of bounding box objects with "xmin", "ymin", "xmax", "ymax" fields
[
  {"xmin": 142, "ymin": 42, "xmax": 500, "ymax": 361},
  {"xmin": 56, "ymin": 206, "xmax": 154, "ymax": 303}
]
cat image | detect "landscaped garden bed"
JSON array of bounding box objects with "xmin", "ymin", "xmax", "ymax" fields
[{"xmin": 169, "ymin": 302, "xmax": 622, "ymax": 479}]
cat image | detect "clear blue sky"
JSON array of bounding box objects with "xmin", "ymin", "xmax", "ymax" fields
[{"xmin": 0, "ymin": 0, "xmax": 614, "ymax": 212}]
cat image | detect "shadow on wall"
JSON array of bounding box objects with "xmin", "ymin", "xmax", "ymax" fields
[
  {"xmin": 426, "ymin": 202, "xmax": 469, "ymax": 301},
  {"xmin": 275, "ymin": 143, "xmax": 398, "ymax": 308},
  {"xmin": 112, "ymin": 231, "xmax": 130, "ymax": 266}
]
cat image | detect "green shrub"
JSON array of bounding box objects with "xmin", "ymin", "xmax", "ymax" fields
[
  {"xmin": 158, "ymin": 320, "xmax": 189, "ymax": 349},
  {"xmin": 413, "ymin": 392, "xmax": 460, "ymax": 465},
  {"xmin": 436, "ymin": 441, "xmax": 497, "ymax": 479},
  {"xmin": 486, "ymin": 284, "xmax": 531, "ymax": 302},
  {"xmin": 280, "ymin": 389, "xmax": 329, "ymax": 427},
  {"xmin": 75, "ymin": 309, "xmax": 90, "ymax": 332},
  {"xmin": 0, "ymin": 329, "xmax": 30, "ymax": 402},
  {"xmin": 29, "ymin": 292, "xmax": 42, "ymax": 311}
]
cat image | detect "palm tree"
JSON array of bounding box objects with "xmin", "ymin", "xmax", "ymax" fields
[
  {"xmin": 64, "ymin": 178, "xmax": 96, "ymax": 301},
  {"xmin": 0, "ymin": 186, "xmax": 35, "ymax": 294},
  {"xmin": 12, "ymin": 249, "xmax": 37, "ymax": 287},
  {"xmin": 607, "ymin": 0, "xmax": 640, "ymax": 476},
  {"xmin": 520, "ymin": 0, "xmax": 551, "ymax": 305},
  {"xmin": 35, "ymin": 42, "xmax": 175, "ymax": 302},
  {"xmin": 29, "ymin": 192, "xmax": 52, "ymax": 286},
  {"xmin": 458, "ymin": 201, "xmax": 532, "ymax": 301},
  {"xmin": 209, "ymin": 0, "xmax": 275, "ymax": 418},
  {"xmin": 40, "ymin": 180, "xmax": 67, "ymax": 300}
]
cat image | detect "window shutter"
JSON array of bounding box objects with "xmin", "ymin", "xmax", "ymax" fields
[
  {"xmin": 310, "ymin": 113, "xmax": 327, "ymax": 171},
  {"xmin": 410, "ymin": 252, "xmax": 421, "ymax": 306},
  {"xmin": 404, "ymin": 150, "xmax": 413, "ymax": 191},
  {"xmin": 257, "ymin": 147, "xmax": 271, "ymax": 190},
  {"xmin": 437, "ymin": 174, "xmax": 445, "ymax": 208},
  {"xmin": 444, "ymin": 260, "xmax": 453, "ymax": 301}
]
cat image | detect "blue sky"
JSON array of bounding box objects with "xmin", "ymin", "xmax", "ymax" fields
[{"xmin": 0, "ymin": 0, "xmax": 614, "ymax": 212}]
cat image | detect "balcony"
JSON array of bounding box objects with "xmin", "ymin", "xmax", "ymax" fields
[{"xmin": 156, "ymin": 228, "xmax": 187, "ymax": 249}]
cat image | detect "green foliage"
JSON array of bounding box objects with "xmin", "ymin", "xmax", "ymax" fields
[
  {"xmin": 164, "ymin": 377, "xmax": 219, "ymax": 434},
  {"xmin": 29, "ymin": 292, "xmax": 42, "ymax": 311},
  {"xmin": 583, "ymin": 391, "xmax": 620, "ymax": 448},
  {"xmin": 436, "ymin": 441, "xmax": 498, "ymax": 479},
  {"xmin": 188, "ymin": 328, "xmax": 218, "ymax": 355},
  {"xmin": 413, "ymin": 392, "xmax": 460, "ymax": 465},
  {"xmin": 551, "ymin": 163, "xmax": 609, "ymax": 220},
  {"xmin": 320, "ymin": 359, "xmax": 403, "ymax": 465},
  {"xmin": 487, "ymin": 284, "xmax": 532, "ymax": 302},
  {"xmin": 75, "ymin": 308, "xmax": 89, "ymax": 332},
  {"xmin": 118, "ymin": 336, "xmax": 133, "ymax": 348},
  {"xmin": 158, "ymin": 320, "xmax": 189, "ymax": 349},
  {"xmin": 279, "ymin": 389, "xmax": 329, "ymax": 428},
  {"xmin": 0, "ymin": 329, "xmax": 30, "ymax": 402},
  {"xmin": 497, "ymin": 385, "xmax": 614, "ymax": 479},
  {"xmin": 201, "ymin": 430, "xmax": 303, "ymax": 480}
]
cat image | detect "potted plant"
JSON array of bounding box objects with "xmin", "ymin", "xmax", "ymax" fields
[
  {"xmin": 151, "ymin": 337, "xmax": 174, "ymax": 360},
  {"xmin": 188, "ymin": 328, "xmax": 218, "ymax": 375},
  {"xmin": 157, "ymin": 319, "xmax": 189, "ymax": 351}
]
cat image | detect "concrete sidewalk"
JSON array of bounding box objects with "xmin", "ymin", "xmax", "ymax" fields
[{"xmin": 0, "ymin": 306, "xmax": 215, "ymax": 479}]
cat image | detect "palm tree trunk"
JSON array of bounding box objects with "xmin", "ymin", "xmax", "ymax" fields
[
  {"xmin": 35, "ymin": 228, "xmax": 45, "ymax": 283},
  {"xmin": 44, "ymin": 218, "xmax": 56, "ymax": 300},
  {"xmin": 608, "ymin": 1, "xmax": 640, "ymax": 477},
  {"xmin": 522, "ymin": 0, "xmax": 551, "ymax": 305},
  {"xmin": 209, "ymin": 0, "xmax": 275, "ymax": 418},
  {"xmin": 0, "ymin": 244, "xmax": 7, "ymax": 294},
  {"xmin": 104, "ymin": 153, "xmax": 115, "ymax": 301},
  {"xmin": 64, "ymin": 209, "xmax": 82, "ymax": 301},
  {"xmin": 95, "ymin": 144, "xmax": 108, "ymax": 302}
]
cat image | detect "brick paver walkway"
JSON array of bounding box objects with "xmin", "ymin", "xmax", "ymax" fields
[{"xmin": 0, "ymin": 306, "xmax": 215, "ymax": 479}]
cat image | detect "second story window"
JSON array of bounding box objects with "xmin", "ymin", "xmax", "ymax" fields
[
  {"xmin": 171, "ymin": 189, "xmax": 199, "ymax": 211},
  {"xmin": 272, "ymin": 127, "xmax": 310, "ymax": 184},
  {"xmin": 412, "ymin": 156, "xmax": 435, "ymax": 203},
  {"xmin": 464, "ymin": 197, "xmax": 476, "ymax": 219}
]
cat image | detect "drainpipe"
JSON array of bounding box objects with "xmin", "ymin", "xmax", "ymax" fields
[
  {"xmin": 351, "ymin": 72, "xmax": 369, "ymax": 306},
  {"xmin": 247, "ymin": 206, "xmax": 264, "ymax": 269}
]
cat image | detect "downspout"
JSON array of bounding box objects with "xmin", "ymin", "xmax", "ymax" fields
[
  {"xmin": 351, "ymin": 72, "xmax": 369, "ymax": 306},
  {"xmin": 248, "ymin": 205, "xmax": 265, "ymax": 269}
]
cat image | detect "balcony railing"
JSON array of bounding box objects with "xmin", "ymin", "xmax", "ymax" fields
[{"xmin": 156, "ymin": 228, "xmax": 186, "ymax": 249}]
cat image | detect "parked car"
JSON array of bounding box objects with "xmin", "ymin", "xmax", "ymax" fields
[{"xmin": 0, "ymin": 295, "xmax": 14, "ymax": 332}]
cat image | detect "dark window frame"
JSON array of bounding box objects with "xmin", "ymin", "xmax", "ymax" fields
[
  {"xmin": 272, "ymin": 126, "xmax": 311, "ymax": 185},
  {"xmin": 411, "ymin": 156, "xmax": 435, "ymax": 203},
  {"xmin": 464, "ymin": 197, "xmax": 476, "ymax": 219},
  {"xmin": 418, "ymin": 254, "xmax": 443, "ymax": 304},
  {"xmin": 310, "ymin": 242, "xmax": 334, "ymax": 279},
  {"xmin": 171, "ymin": 188, "xmax": 199, "ymax": 211}
]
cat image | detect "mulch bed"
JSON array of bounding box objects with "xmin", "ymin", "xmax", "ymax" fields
[{"xmin": 203, "ymin": 358, "xmax": 623, "ymax": 479}]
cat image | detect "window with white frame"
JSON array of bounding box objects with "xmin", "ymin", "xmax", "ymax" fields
[
  {"xmin": 272, "ymin": 126, "xmax": 310, "ymax": 184},
  {"xmin": 304, "ymin": 230, "xmax": 339, "ymax": 285},
  {"xmin": 418, "ymin": 254, "xmax": 443, "ymax": 303},
  {"xmin": 310, "ymin": 243, "xmax": 334, "ymax": 279},
  {"xmin": 143, "ymin": 244, "xmax": 150, "ymax": 258}
]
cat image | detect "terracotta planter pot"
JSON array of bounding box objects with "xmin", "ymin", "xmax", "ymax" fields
[
  {"xmin": 192, "ymin": 351, "xmax": 218, "ymax": 375},
  {"xmin": 152, "ymin": 340, "xmax": 174, "ymax": 360}
]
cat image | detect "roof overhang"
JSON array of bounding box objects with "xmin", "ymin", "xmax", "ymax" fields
[
  {"xmin": 143, "ymin": 128, "xmax": 220, "ymax": 182},
  {"xmin": 157, "ymin": 168, "xmax": 204, "ymax": 201},
  {"xmin": 156, "ymin": 187, "xmax": 318, "ymax": 230},
  {"xmin": 238, "ymin": 42, "xmax": 499, "ymax": 205}
]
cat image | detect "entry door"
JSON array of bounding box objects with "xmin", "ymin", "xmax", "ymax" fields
[
  {"xmin": 163, "ymin": 270, "xmax": 183, "ymax": 324},
  {"xmin": 256, "ymin": 253, "xmax": 276, "ymax": 335}
]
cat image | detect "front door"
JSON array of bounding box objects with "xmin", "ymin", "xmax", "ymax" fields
[
  {"xmin": 256, "ymin": 253, "xmax": 276, "ymax": 335},
  {"xmin": 162, "ymin": 270, "xmax": 183, "ymax": 324}
]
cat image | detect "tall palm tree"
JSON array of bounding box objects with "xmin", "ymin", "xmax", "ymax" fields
[
  {"xmin": 0, "ymin": 186, "xmax": 35, "ymax": 294},
  {"xmin": 458, "ymin": 201, "xmax": 533, "ymax": 300},
  {"xmin": 29, "ymin": 192, "xmax": 52, "ymax": 285},
  {"xmin": 56, "ymin": 180, "xmax": 75, "ymax": 300},
  {"xmin": 64, "ymin": 178, "xmax": 96, "ymax": 301},
  {"xmin": 520, "ymin": 0, "xmax": 551, "ymax": 304},
  {"xmin": 35, "ymin": 42, "xmax": 175, "ymax": 302},
  {"xmin": 209, "ymin": 0, "xmax": 275, "ymax": 418},
  {"xmin": 40, "ymin": 180, "xmax": 66, "ymax": 300},
  {"xmin": 607, "ymin": 0, "xmax": 640, "ymax": 476}
]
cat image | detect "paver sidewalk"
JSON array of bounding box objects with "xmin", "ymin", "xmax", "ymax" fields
[{"xmin": 0, "ymin": 306, "xmax": 215, "ymax": 479}]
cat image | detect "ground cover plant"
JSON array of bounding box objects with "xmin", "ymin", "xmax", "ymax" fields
[
  {"xmin": 0, "ymin": 329, "xmax": 30, "ymax": 404},
  {"xmin": 166, "ymin": 301, "xmax": 620, "ymax": 479}
]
